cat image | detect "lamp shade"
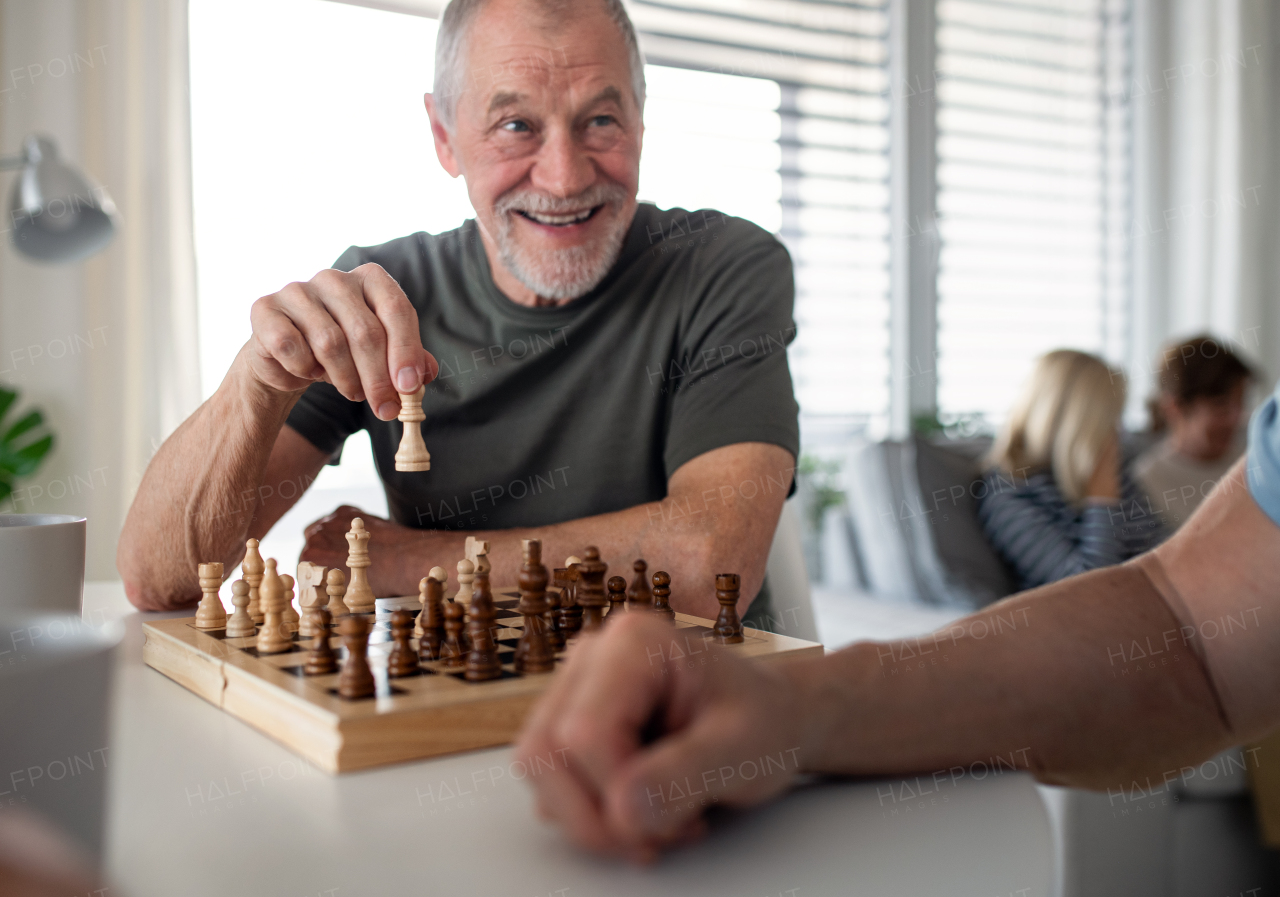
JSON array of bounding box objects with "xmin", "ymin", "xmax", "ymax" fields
[{"xmin": 8, "ymin": 135, "xmax": 116, "ymax": 263}]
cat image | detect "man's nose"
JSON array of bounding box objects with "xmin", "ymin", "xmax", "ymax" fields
[{"xmin": 530, "ymin": 126, "xmax": 595, "ymax": 199}]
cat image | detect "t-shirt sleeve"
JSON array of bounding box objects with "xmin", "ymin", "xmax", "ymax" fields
[
  {"xmin": 663, "ymin": 231, "xmax": 800, "ymax": 481},
  {"xmin": 1246, "ymin": 378, "xmax": 1280, "ymax": 527},
  {"xmin": 282, "ymin": 245, "xmax": 370, "ymax": 462}
]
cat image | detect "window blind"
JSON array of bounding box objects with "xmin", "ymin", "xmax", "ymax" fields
[
  {"xmin": 934, "ymin": 0, "xmax": 1132, "ymax": 425},
  {"xmin": 627, "ymin": 0, "xmax": 894, "ymax": 426}
]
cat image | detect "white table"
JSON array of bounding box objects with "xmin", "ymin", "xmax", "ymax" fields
[{"xmin": 88, "ymin": 583, "xmax": 1055, "ymax": 897}]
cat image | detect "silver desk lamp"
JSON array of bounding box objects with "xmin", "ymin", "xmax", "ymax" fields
[{"xmin": 0, "ymin": 134, "xmax": 117, "ymax": 263}]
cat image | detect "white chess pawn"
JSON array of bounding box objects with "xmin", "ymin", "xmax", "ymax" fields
[
  {"xmin": 195, "ymin": 562, "xmax": 227, "ymax": 630},
  {"xmin": 225, "ymin": 580, "xmax": 256, "ymax": 638},
  {"xmin": 280, "ymin": 574, "xmax": 299, "ymax": 630},
  {"xmin": 455, "ymin": 559, "xmax": 475, "ymax": 605},
  {"xmin": 394, "ymin": 385, "xmax": 431, "ymax": 472}
]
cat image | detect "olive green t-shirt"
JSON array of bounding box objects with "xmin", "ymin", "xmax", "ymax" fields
[{"xmin": 285, "ymin": 203, "xmax": 800, "ymax": 533}]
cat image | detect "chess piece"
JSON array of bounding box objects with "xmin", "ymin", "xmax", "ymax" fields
[
  {"xmin": 336, "ymin": 613, "xmax": 376, "ymax": 698},
  {"xmin": 553, "ymin": 567, "xmax": 583, "ymax": 638},
  {"xmin": 543, "ymin": 579, "xmax": 563, "ymax": 652},
  {"xmin": 564, "ymin": 556, "xmax": 582, "ymax": 607},
  {"xmin": 575, "ymin": 547, "xmax": 608, "ymax": 633},
  {"xmin": 652, "ymin": 571, "xmax": 676, "ymax": 622},
  {"xmin": 298, "ymin": 563, "xmax": 328, "ymax": 637},
  {"xmin": 465, "ymin": 536, "xmax": 491, "ymax": 579},
  {"xmin": 418, "ymin": 575, "xmax": 446, "ymax": 661},
  {"xmin": 454, "ymin": 558, "xmax": 476, "ymax": 606},
  {"xmin": 325, "ymin": 568, "xmax": 348, "ymax": 617},
  {"xmin": 606, "ymin": 576, "xmax": 627, "ymax": 618},
  {"xmin": 713, "ymin": 573, "xmax": 744, "ymax": 644},
  {"xmin": 472, "ymin": 567, "xmax": 494, "ymax": 608},
  {"xmin": 465, "ymin": 576, "xmax": 501, "ymax": 681},
  {"xmin": 225, "ymin": 579, "xmax": 257, "ymax": 637},
  {"xmin": 627, "ymin": 559, "xmax": 653, "ymax": 608},
  {"xmin": 394, "ymin": 384, "xmax": 431, "ymax": 472},
  {"xmin": 439, "ymin": 600, "xmax": 466, "ymax": 668},
  {"xmin": 303, "ymin": 607, "xmax": 338, "ymax": 675},
  {"xmin": 387, "ymin": 610, "xmax": 420, "ymax": 678},
  {"xmin": 243, "ymin": 538, "xmax": 265, "ymax": 623},
  {"xmin": 256, "ymin": 560, "xmax": 292, "ymax": 654},
  {"xmin": 280, "ymin": 574, "xmax": 300, "ymax": 630},
  {"xmin": 344, "ymin": 518, "xmax": 375, "ymax": 613},
  {"xmin": 195, "ymin": 562, "xmax": 227, "ymax": 630},
  {"xmin": 515, "ymin": 539, "xmax": 554, "ymax": 674}
]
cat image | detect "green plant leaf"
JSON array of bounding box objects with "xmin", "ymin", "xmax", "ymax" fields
[
  {"xmin": 0, "ymin": 389, "xmax": 15, "ymax": 424},
  {"xmin": 3, "ymin": 409, "xmax": 44, "ymax": 444}
]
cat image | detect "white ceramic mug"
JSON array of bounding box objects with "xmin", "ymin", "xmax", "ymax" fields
[
  {"xmin": 0, "ymin": 514, "xmax": 86, "ymax": 614},
  {"xmin": 0, "ymin": 612, "xmax": 122, "ymax": 863}
]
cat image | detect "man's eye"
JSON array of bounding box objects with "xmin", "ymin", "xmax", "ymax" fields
[
  {"xmin": 502, "ymin": 120, "xmax": 531, "ymax": 133},
  {"xmin": 589, "ymin": 115, "xmax": 615, "ymax": 127}
]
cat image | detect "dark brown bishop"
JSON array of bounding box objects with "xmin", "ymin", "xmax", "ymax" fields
[{"xmin": 626, "ymin": 559, "xmax": 653, "ymax": 608}]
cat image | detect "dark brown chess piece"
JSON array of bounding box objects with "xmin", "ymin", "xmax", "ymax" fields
[
  {"xmin": 515, "ymin": 539, "xmax": 555, "ymax": 674},
  {"xmin": 557, "ymin": 565, "xmax": 584, "ymax": 638},
  {"xmin": 440, "ymin": 599, "xmax": 466, "ymax": 668},
  {"xmin": 387, "ymin": 609, "xmax": 420, "ymax": 678},
  {"xmin": 713, "ymin": 573, "xmax": 744, "ymax": 644},
  {"xmin": 652, "ymin": 571, "xmax": 676, "ymax": 622},
  {"xmin": 606, "ymin": 576, "xmax": 627, "ymax": 618},
  {"xmin": 627, "ymin": 559, "xmax": 653, "ymax": 608},
  {"xmin": 303, "ymin": 606, "xmax": 338, "ymax": 675},
  {"xmin": 418, "ymin": 576, "xmax": 445, "ymax": 661},
  {"xmin": 543, "ymin": 582, "xmax": 563, "ymax": 652},
  {"xmin": 465, "ymin": 585, "xmax": 502, "ymax": 681},
  {"xmin": 337, "ymin": 613, "xmax": 376, "ymax": 698},
  {"xmin": 575, "ymin": 547, "xmax": 608, "ymax": 633}
]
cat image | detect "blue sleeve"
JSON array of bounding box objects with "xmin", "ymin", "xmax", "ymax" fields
[{"xmin": 1247, "ymin": 382, "xmax": 1280, "ymax": 528}]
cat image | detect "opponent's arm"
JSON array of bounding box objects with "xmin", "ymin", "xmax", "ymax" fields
[
  {"xmin": 515, "ymin": 457, "xmax": 1280, "ymax": 859},
  {"xmin": 299, "ymin": 441, "xmax": 794, "ymax": 619},
  {"xmin": 117, "ymin": 264, "xmax": 436, "ymax": 610}
]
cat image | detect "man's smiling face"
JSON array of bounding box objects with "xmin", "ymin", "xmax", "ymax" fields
[{"xmin": 426, "ymin": 0, "xmax": 644, "ymax": 305}]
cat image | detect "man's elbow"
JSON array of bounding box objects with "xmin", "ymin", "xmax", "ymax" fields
[{"xmin": 118, "ymin": 546, "xmax": 197, "ymax": 612}]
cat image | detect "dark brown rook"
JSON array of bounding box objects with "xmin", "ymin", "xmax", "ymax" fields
[
  {"xmin": 465, "ymin": 593, "xmax": 502, "ymax": 681},
  {"xmin": 713, "ymin": 573, "xmax": 744, "ymax": 644},
  {"xmin": 387, "ymin": 609, "xmax": 420, "ymax": 678},
  {"xmin": 627, "ymin": 559, "xmax": 653, "ymax": 608},
  {"xmin": 606, "ymin": 576, "xmax": 627, "ymax": 618},
  {"xmin": 303, "ymin": 607, "xmax": 339, "ymax": 675},
  {"xmin": 418, "ymin": 576, "xmax": 445, "ymax": 661},
  {"xmin": 337, "ymin": 613, "xmax": 376, "ymax": 698},
  {"xmin": 516, "ymin": 539, "xmax": 555, "ymax": 673},
  {"xmin": 575, "ymin": 547, "xmax": 608, "ymax": 634},
  {"xmin": 652, "ymin": 571, "xmax": 676, "ymax": 622},
  {"xmin": 439, "ymin": 599, "xmax": 466, "ymax": 668}
]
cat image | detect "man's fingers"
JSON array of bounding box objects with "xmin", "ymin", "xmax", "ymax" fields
[
  {"xmin": 249, "ymin": 294, "xmax": 322, "ymax": 386},
  {"xmin": 353, "ymin": 263, "xmax": 433, "ymax": 400},
  {"xmin": 285, "ymin": 281, "xmax": 366, "ymax": 401},
  {"xmin": 311, "ymin": 269, "xmax": 400, "ymax": 420},
  {"xmin": 552, "ymin": 615, "xmax": 674, "ymax": 794}
]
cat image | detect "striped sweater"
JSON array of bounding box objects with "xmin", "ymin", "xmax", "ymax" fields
[{"xmin": 976, "ymin": 466, "xmax": 1168, "ymax": 591}]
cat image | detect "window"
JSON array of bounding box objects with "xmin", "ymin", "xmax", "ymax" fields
[{"xmin": 934, "ymin": 0, "xmax": 1132, "ymax": 424}]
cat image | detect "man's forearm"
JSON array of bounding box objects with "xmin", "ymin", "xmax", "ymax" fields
[
  {"xmin": 117, "ymin": 354, "xmax": 303, "ymax": 610},
  {"xmin": 787, "ymin": 559, "xmax": 1235, "ymax": 791}
]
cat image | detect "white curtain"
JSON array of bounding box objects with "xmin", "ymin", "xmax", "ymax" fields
[
  {"xmin": 1130, "ymin": 0, "xmax": 1280, "ymax": 411},
  {"xmin": 0, "ymin": 0, "xmax": 200, "ymax": 579}
]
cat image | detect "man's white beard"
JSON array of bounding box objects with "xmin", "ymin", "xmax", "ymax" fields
[{"xmin": 492, "ymin": 184, "xmax": 631, "ymax": 301}]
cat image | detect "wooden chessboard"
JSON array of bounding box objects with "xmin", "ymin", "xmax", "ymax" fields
[{"xmin": 142, "ymin": 588, "xmax": 824, "ymax": 773}]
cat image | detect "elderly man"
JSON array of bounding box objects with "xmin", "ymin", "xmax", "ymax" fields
[{"xmin": 117, "ymin": 0, "xmax": 798, "ymax": 617}]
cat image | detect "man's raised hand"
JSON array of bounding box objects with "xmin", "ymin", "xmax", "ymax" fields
[
  {"xmin": 514, "ymin": 613, "xmax": 812, "ymax": 862},
  {"xmin": 247, "ymin": 263, "xmax": 438, "ymax": 419}
]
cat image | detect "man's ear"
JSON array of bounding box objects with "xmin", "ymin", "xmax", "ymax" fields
[{"xmin": 424, "ymin": 93, "xmax": 462, "ymax": 178}]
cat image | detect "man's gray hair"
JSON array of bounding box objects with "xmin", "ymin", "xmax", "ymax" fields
[{"xmin": 433, "ymin": 0, "xmax": 646, "ymax": 129}]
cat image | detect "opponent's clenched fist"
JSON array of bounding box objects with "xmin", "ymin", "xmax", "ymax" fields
[{"xmin": 246, "ymin": 263, "xmax": 438, "ymax": 419}]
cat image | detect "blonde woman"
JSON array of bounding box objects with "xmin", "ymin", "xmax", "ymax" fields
[{"xmin": 977, "ymin": 349, "xmax": 1165, "ymax": 590}]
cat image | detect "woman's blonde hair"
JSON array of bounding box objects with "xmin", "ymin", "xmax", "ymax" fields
[{"xmin": 986, "ymin": 350, "xmax": 1126, "ymax": 503}]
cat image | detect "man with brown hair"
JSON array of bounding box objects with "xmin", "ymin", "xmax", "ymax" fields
[{"xmin": 1136, "ymin": 334, "xmax": 1256, "ymax": 528}]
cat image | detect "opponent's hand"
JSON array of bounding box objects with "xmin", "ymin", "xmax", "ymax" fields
[
  {"xmin": 246, "ymin": 263, "xmax": 439, "ymax": 420},
  {"xmin": 514, "ymin": 613, "xmax": 812, "ymax": 862},
  {"xmin": 300, "ymin": 505, "xmax": 425, "ymax": 596}
]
